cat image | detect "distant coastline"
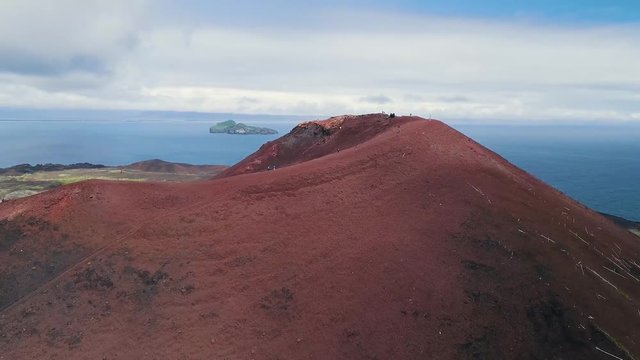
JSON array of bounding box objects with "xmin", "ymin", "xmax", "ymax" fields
[{"xmin": 599, "ymin": 212, "xmax": 640, "ymax": 237}]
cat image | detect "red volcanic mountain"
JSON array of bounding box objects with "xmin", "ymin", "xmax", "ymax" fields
[{"xmin": 1, "ymin": 114, "xmax": 639, "ymax": 359}]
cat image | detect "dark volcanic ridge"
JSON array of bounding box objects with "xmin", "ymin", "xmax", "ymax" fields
[
  {"xmin": 0, "ymin": 163, "xmax": 106, "ymax": 176},
  {"xmin": 218, "ymin": 114, "xmax": 417, "ymax": 177},
  {"xmin": 600, "ymin": 212, "xmax": 640, "ymax": 230},
  {"xmin": 1, "ymin": 113, "xmax": 639, "ymax": 359}
]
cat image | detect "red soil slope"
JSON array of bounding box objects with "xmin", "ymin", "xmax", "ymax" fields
[{"xmin": 1, "ymin": 114, "xmax": 639, "ymax": 359}]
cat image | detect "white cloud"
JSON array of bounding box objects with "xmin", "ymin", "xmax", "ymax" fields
[
  {"xmin": 0, "ymin": 1, "xmax": 639, "ymax": 122},
  {"xmin": 0, "ymin": 1, "xmax": 147, "ymax": 69}
]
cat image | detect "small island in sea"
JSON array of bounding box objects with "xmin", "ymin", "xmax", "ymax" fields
[{"xmin": 209, "ymin": 120, "xmax": 278, "ymax": 135}]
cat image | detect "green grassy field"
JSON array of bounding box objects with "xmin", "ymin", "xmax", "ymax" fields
[{"xmin": 0, "ymin": 168, "xmax": 216, "ymax": 201}]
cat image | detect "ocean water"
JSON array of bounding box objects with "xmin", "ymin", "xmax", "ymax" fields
[
  {"xmin": 0, "ymin": 120, "xmax": 291, "ymax": 168},
  {"xmin": 454, "ymin": 124, "xmax": 640, "ymax": 222},
  {"xmin": 0, "ymin": 119, "xmax": 637, "ymax": 221}
]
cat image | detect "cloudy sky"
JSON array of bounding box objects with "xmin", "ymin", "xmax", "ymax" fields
[{"xmin": 0, "ymin": 0, "xmax": 639, "ymax": 122}]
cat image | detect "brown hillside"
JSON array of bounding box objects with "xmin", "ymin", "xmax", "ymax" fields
[{"xmin": 0, "ymin": 114, "xmax": 638, "ymax": 359}]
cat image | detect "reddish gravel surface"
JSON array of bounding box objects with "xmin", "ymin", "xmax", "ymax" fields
[{"xmin": 1, "ymin": 114, "xmax": 639, "ymax": 359}]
